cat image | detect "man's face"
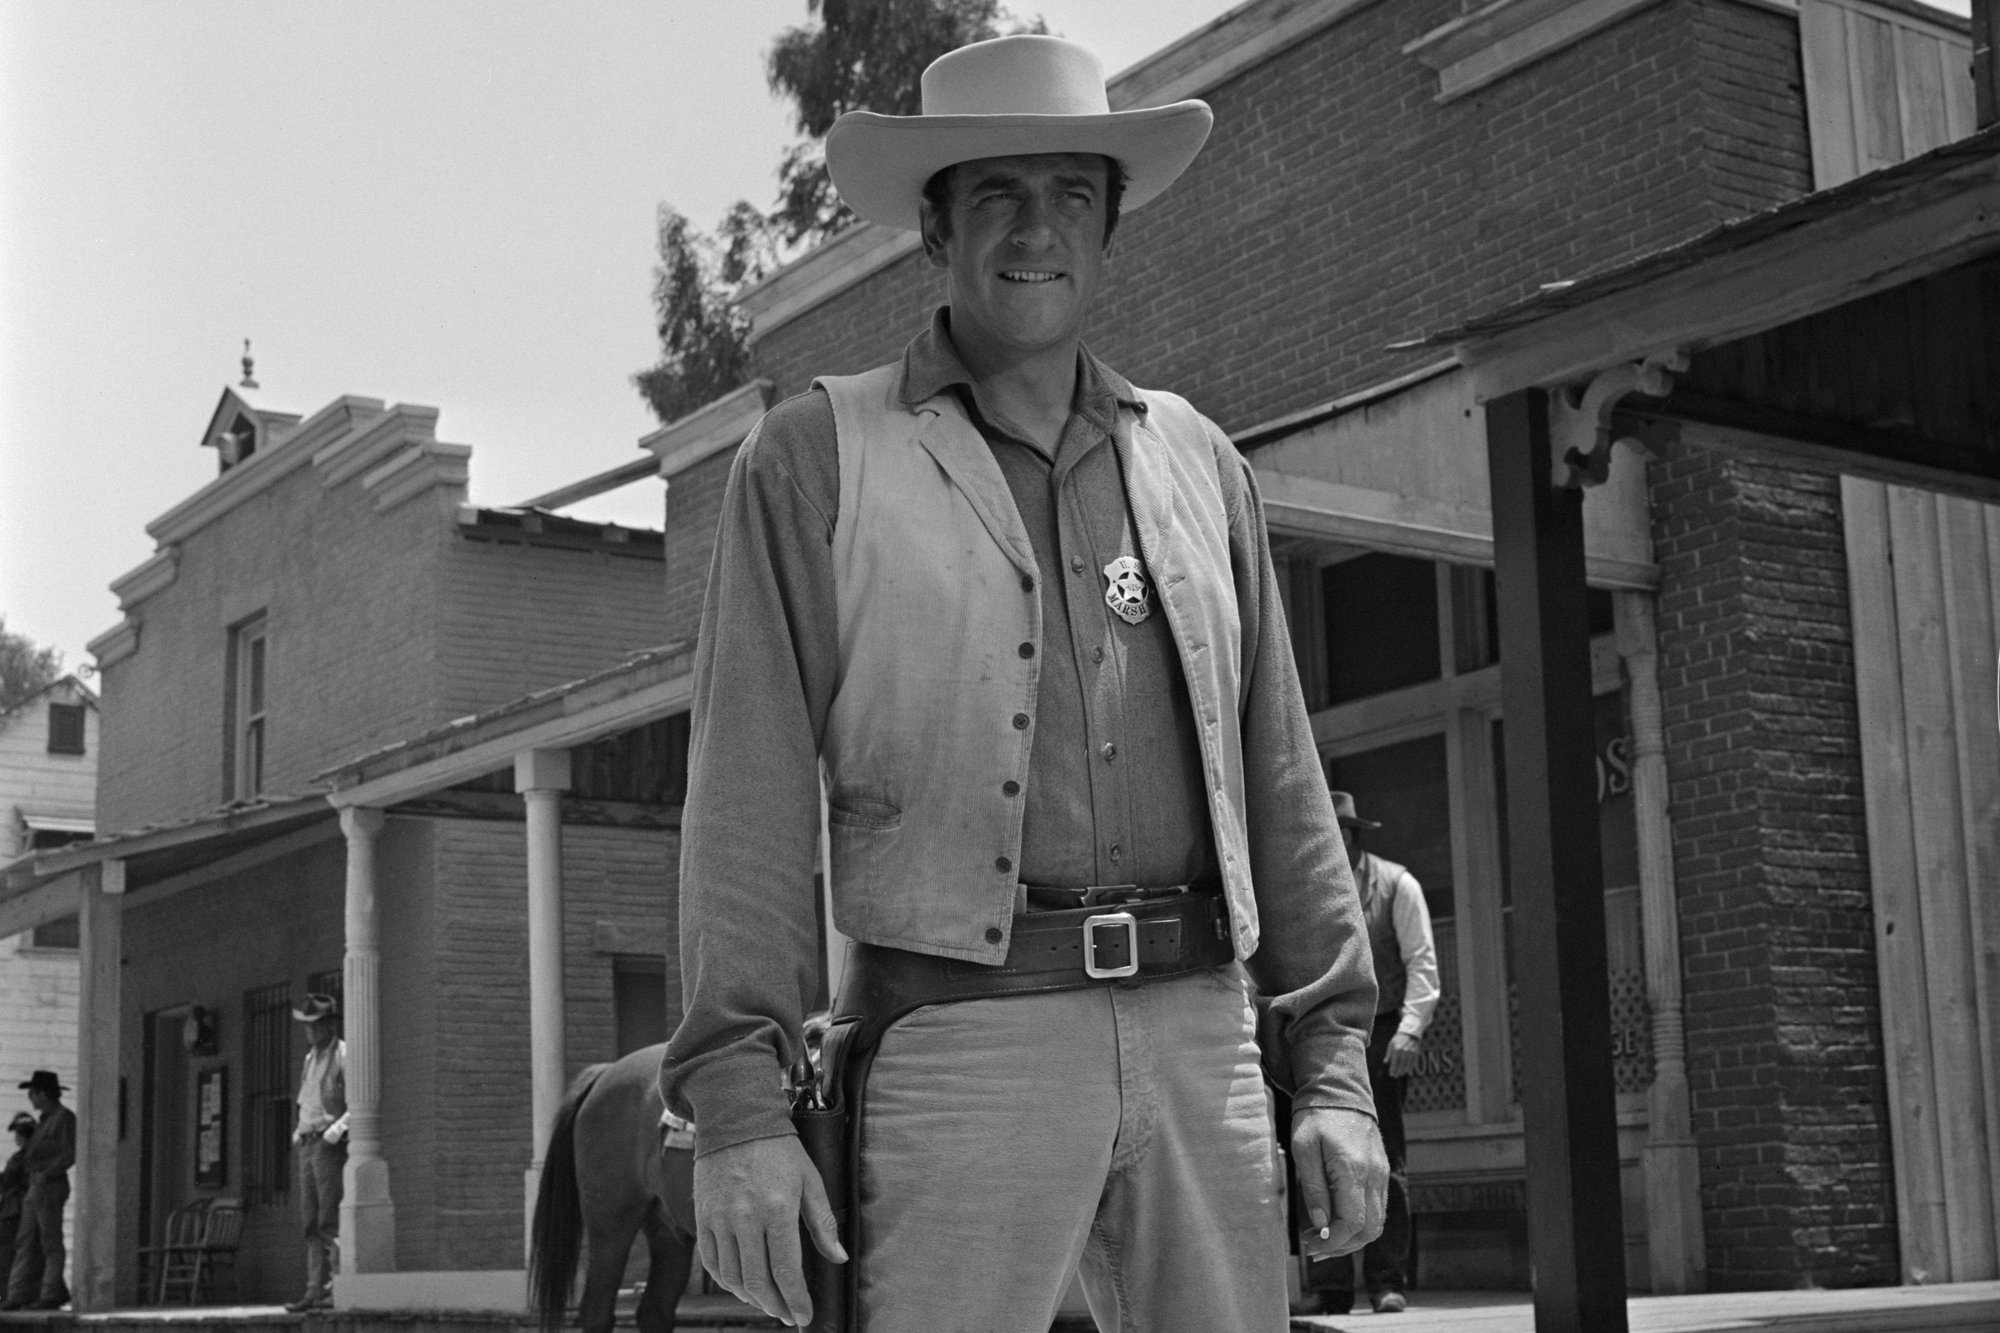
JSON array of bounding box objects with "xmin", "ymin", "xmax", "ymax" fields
[
  {"xmin": 26, "ymin": 1090, "xmax": 48, "ymax": 1115},
  {"xmin": 1340, "ymin": 823, "xmax": 1361, "ymax": 867},
  {"xmin": 923, "ymin": 152, "xmax": 1113, "ymax": 362},
  {"xmin": 308, "ymin": 1017, "xmax": 338, "ymax": 1049}
]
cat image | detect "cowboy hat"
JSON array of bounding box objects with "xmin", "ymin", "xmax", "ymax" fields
[
  {"xmin": 7, "ymin": 1112, "xmax": 36, "ymax": 1136},
  {"xmin": 1327, "ymin": 790, "xmax": 1381, "ymax": 830},
  {"xmin": 17, "ymin": 1071, "xmax": 64, "ymax": 1098},
  {"xmin": 292, "ymin": 993, "xmax": 340, "ymax": 1023},
  {"xmin": 826, "ymin": 34, "xmax": 1213, "ymax": 232}
]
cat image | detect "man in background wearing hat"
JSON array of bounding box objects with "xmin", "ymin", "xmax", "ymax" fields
[
  {"xmin": 0, "ymin": 1111, "xmax": 39, "ymax": 1299},
  {"xmin": 286, "ymin": 993, "xmax": 347, "ymax": 1313},
  {"xmin": 1296, "ymin": 792, "xmax": 1438, "ymax": 1316},
  {"xmin": 664, "ymin": 32, "xmax": 1384, "ymax": 1332},
  {"xmin": 2, "ymin": 1071, "xmax": 74, "ymax": 1309}
]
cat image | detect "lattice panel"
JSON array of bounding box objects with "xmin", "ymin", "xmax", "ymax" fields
[
  {"xmin": 1405, "ymin": 986, "xmax": 1466, "ymax": 1113},
  {"xmin": 1505, "ymin": 971, "xmax": 1653, "ymax": 1096}
]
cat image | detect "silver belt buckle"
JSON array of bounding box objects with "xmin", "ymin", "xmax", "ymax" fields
[{"xmin": 1083, "ymin": 910, "xmax": 1140, "ymax": 979}]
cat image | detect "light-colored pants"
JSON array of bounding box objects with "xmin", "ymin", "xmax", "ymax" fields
[
  {"xmin": 857, "ymin": 966, "xmax": 1288, "ymax": 1333},
  {"xmin": 298, "ymin": 1139, "xmax": 345, "ymax": 1300}
]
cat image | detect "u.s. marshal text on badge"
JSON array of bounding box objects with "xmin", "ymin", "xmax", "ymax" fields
[{"xmin": 1102, "ymin": 555, "xmax": 1153, "ymax": 626}]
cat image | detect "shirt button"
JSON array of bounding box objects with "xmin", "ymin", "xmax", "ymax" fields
[
  {"xmin": 995, "ymin": 856, "xmax": 1012, "ymax": 874},
  {"xmin": 1021, "ymin": 574, "xmax": 1036, "ymax": 593},
  {"xmin": 1002, "ymin": 780, "xmax": 1020, "ymax": 796},
  {"xmin": 1018, "ymin": 642, "xmax": 1035, "ymax": 659},
  {"xmin": 1092, "ymin": 645, "xmax": 1105, "ymax": 663},
  {"xmin": 1070, "ymin": 556, "xmax": 1085, "ymax": 574},
  {"xmin": 1101, "ymin": 743, "xmax": 1117, "ymax": 761},
  {"xmin": 1013, "ymin": 712, "xmax": 1030, "ymax": 730},
  {"xmin": 985, "ymin": 926, "xmax": 1004, "ymax": 944},
  {"xmin": 1109, "ymin": 843, "xmax": 1123, "ymax": 864}
]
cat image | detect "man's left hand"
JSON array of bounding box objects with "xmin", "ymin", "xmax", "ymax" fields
[
  {"xmin": 1290, "ymin": 1106, "xmax": 1388, "ymax": 1258},
  {"xmin": 1385, "ymin": 1031, "xmax": 1423, "ymax": 1079}
]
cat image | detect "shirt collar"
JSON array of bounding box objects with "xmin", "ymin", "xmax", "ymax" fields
[{"xmin": 897, "ymin": 307, "xmax": 1147, "ymax": 434}]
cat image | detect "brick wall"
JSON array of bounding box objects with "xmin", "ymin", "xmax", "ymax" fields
[
  {"xmin": 420, "ymin": 818, "xmax": 678, "ymax": 1270},
  {"xmin": 115, "ymin": 831, "xmax": 346, "ymax": 1304},
  {"xmin": 438, "ymin": 536, "xmax": 670, "ymax": 718},
  {"xmin": 97, "ymin": 466, "xmax": 448, "ymax": 832},
  {"xmin": 662, "ymin": 452, "xmax": 738, "ymax": 647},
  {"xmin": 752, "ymin": 0, "xmax": 1810, "ymax": 435},
  {"xmin": 1648, "ymin": 436, "xmax": 1896, "ymax": 1289}
]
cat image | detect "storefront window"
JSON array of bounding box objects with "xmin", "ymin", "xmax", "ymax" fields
[{"xmin": 1321, "ymin": 553, "xmax": 1441, "ymax": 705}]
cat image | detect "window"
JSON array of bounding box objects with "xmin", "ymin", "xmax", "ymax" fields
[
  {"xmin": 46, "ymin": 704, "xmax": 85, "ymax": 756},
  {"xmin": 613, "ymin": 956, "xmax": 669, "ymax": 1057},
  {"xmin": 243, "ymin": 982, "xmax": 294, "ymax": 1204},
  {"xmin": 29, "ymin": 916, "xmax": 79, "ymax": 950},
  {"xmin": 227, "ymin": 616, "xmax": 268, "ymax": 800}
]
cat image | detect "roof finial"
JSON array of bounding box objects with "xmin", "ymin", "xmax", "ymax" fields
[{"xmin": 240, "ymin": 338, "xmax": 259, "ymax": 390}]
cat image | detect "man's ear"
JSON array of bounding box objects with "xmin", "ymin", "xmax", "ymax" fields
[{"xmin": 920, "ymin": 204, "xmax": 949, "ymax": 268}]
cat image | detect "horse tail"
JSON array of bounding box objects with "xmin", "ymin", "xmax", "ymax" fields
[{"xmin": 529, "ymin": 1062, "xmax": 611, "ymax": 1333}]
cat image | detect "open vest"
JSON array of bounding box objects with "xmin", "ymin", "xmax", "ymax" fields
[
  {"xmin": 813, "ymin": 362, "xmax": 1261, "ymax": 966},
  {"xmin": 1358, "ymin": 853, "xmax": 1410, "ymax": 1018}
]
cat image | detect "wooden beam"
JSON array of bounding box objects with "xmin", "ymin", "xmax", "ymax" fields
[
  {"xmin": 1462, "ymin": 162, "xmax": 2000, "ymax": 401},
  {"xmin": 1975, "ymin": 0, "xmax": 1996, "ymax": 128},
  {"xmin": 1485, "ymin": 390, "xmax": 1628, "ymax": 1333},
  {"xmin": 386, "ymin": 789, "xmax": 683, "ymax": 830},
  {"xmin": 0, "ymin": 870, "xmax": 82, "ymax": 939},
  {"xmin": 73, "ymin": 860, "xmax": 122, "ymax": 1312}
]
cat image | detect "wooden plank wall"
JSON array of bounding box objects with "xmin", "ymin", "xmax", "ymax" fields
[
  {"xmin": 1842, "ymin": 477, "xmax": 2000, "ymax": 1283},
  {"xmin": 1800, "ymin": 0, "xmax": 1977, "ymax": 188}
]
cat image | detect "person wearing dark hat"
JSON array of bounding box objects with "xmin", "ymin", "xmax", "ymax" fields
[
  {"xmin": 0, "ymin": 1112, "xmax": 38, "ymax": 1290},
  {"xmin": 2, "ymin": 1071, "xmax": 74, "ymax": 1309},
  {"xmin": 663, "ymin": 32, "xmax": 1384, "ymax": 1332},
  {"xmin": 1293, "ymin": 793, "xmax": 1438, "ymax": 1316},
  {"xmin": 285, "ymin": 993, "xmax": 347, "ymax": 1313}
]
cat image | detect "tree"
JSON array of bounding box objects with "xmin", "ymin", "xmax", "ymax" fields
[
  {"xmin": 0, "ymin": 617, "xmax": 62, "ymax": 712},
  {"xmin": 632, "ymin": 0, "xmax": 1043, "ymax": 424}
]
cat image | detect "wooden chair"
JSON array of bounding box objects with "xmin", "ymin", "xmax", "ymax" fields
[
  {"xmin": 136, "ymin": 1198, "xmax": 210, "ymax": 1305},
  {"xmin": 159, "ymin": 1197, "xmax": 244, "ymax": 1304}
]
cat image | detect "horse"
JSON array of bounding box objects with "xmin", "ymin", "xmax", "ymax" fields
[{"xmin": 529, "ymin": 1043, "xmax": 697, "ymax": 1333}]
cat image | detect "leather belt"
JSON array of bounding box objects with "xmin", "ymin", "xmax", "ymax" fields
[{"xmin": 831, "ymin": 889, "xmax": 1234, "ymax": 1051}]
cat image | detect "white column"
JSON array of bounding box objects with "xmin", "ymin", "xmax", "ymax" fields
[
  {"xmin": 339, "ymin": 806, "xmax": 396, "ymax": 1276},
  {"xmin": 515, "ymin": 748, "xmax": 571, "ymax": 1260},
  {"xmin": 1617, "ymin": 592, "xmax": 1707, "ymax": 1294},
  {"xmin": 73, "ymin": 861, "xmax": 122, "ymax": 1311}
]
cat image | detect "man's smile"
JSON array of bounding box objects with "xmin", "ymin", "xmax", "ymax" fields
[{"xmin": 999, "ymin": 269, "xmax": 1065, "ymax": 283}]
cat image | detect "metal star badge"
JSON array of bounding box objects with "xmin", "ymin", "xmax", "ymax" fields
[{"xmin": 1102, "ymin": 555, "xmax": 1153, "ymax": 626}]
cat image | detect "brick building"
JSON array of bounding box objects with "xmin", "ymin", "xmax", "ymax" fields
[
  {"xmin": 1, "ymin": 0, "xmax": 1989, "ymax": 1313},
  {"xmin": 0, "ymin": 380, "xmax": 681, "ymax": 1306}
]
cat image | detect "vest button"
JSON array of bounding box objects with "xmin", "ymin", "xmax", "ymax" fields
[
  {"xmin": 1013, "ymin": 713, "xmax": 1030, "ymax": 730},
  {"xmin": 1070, "ymin": 557, "xmax": 1085, "ymax": 574},
  {"xmin": 1092, "ymin": 645, "xmax": 1105, "ymax": 664},
  {"xmin": 1108, "ymin": 843, "xmax": 1123, "ymax": 864},
  {"xmin": 1021, "ymin": 574, "xmax": 1036, "ymax": 593},
  {"xmin": 1002, "ymin": 780, "xmax": 1020, "ymax": 796},
  {"xmin": 995, "ymin": 856, "xmax": 1012, "ymax": 874},
  {"xmin": 1018, "ymin": 642, "xmax": 1034, "ymax": 658},
  {"xmin": 985, "ymin": 926, "xmax": 1004, "ymax": 944},
  {"xmin": 1101, "ymin": 743, "xmax": 1117, "ymax": 761}
]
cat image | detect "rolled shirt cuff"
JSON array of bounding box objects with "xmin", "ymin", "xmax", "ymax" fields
[
  {"xmin": 675, "ymin": 1053, "xmax": 799, "ymax": 1159},
  {"xmin": 1286, "ymin": 1025, "xmax": 1378, "ymax": 1119}
]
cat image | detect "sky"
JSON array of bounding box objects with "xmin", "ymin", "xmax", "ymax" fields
[{"xmin": 0, "ymin": 0, "xmax": 1254, "ymax": 669}]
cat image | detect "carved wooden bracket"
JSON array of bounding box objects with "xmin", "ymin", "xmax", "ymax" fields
[{"xmin": 1549, "ymin": 348, "xmax": 1689, "ymax": 489}]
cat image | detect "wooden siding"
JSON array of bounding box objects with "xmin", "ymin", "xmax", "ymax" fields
[
  {"xmin": 1841, "ymin": 476, "xmax": 2000, "ymax": 1283},
  {"xmin": 1800, "ymin": 0, "xmax": 1976, "ymax": 188}
]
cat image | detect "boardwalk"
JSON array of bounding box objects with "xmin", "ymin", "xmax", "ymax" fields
[{"xmin": 1290, "ymin": 1282, "xmax": 2000, "ymax": 1333}]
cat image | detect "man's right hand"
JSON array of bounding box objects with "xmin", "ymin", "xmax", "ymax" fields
[{"xmin": 693, "ymin": 1134, "xmax": 848, "ymax": 1328}]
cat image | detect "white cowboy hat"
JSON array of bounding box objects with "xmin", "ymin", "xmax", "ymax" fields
[{"xmin": 825, "ymin": 34, "xmax": 1213, "ymax": 233}]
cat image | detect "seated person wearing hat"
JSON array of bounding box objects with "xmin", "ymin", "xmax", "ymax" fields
[
  {"xmin": 663, "ymin": 33, "xmax": 1385, "ymax": 1333},
  {"xmin": 287, "ymin": 993, "xmax": 348, "ymax": 1313},
  {"xmin": 0, "ymin": 1112, "xmax": 38, "ymax": 1292},
  {"xmin": 2, "ymin": 1071, "xmax": 74, "ymax": 1310}
]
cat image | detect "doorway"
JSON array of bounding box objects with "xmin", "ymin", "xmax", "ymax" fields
[{"xmin": 141, "ymin": 1008, "xmax": 193, "ymax": 1250}]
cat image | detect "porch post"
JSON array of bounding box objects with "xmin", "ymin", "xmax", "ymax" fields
[
  {"xmin": 339, "ymin": 806, "xmax": 396, "ymax": 1273},
  {"xmin": 73, "ymin": 860, "xmax": 123, "ymax": 1311},
  {"xmin": 1485, "ymin": 389, "xmax": 1628, "ymax": 1332},
  {"xmin": 1617, "ymin": 592, "xmax": 1708, "ymax": 1294},
  {"xmin": 516, "ymin": 747, "xmax": 571, "ymax": 1260}
]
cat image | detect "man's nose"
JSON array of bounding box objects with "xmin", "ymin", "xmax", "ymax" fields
[{"xmin": 1011, "ymin": 196, "xmax": 1058, "ymax": 247}]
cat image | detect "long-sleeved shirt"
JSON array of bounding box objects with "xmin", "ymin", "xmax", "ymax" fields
[
  {"xmin": 1356, "ymin": 853, "xmax": 1440, "ymax": 1040},
  {"xmin": 663, "ymin": 310, "xmax": 1377, "ymax": 1155},
  {"xmin": 294, "ymin": 1040, "xmax": 348, "ymax": 1141},
  {"xmin": 21, "ymin": 1105, "xmax": 73, "ymax": 1182}
]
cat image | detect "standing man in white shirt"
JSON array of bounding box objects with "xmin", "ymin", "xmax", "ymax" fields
[
  {"xmin": 1298, "ymin": 791, "xmax": 1439, "ymax": 1316},
  {"xmin": 286, "ymin": 993, "xmax": 348, "ymax": 1313}
]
